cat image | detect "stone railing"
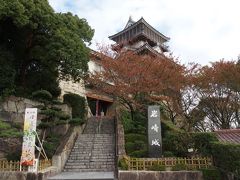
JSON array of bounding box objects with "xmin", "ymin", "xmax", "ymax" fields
[
  {"xmin": 115, "ymin": 110, "xmax": 126, "ymax": 159},
  {"xmin": 52, "ymin": 124, "xmax": 85, "ymax": 172}
]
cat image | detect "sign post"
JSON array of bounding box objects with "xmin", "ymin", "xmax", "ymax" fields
[
  {"xmin": 148, "ymin": 106, "xmax": 162, "ymax": 157},
  {"xmin": 20, "ymin": 108, "xmax": 38, "ymax": 172}
]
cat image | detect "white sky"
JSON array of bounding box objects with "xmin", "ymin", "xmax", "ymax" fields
[{"xmin": 49, "ymin": 0, "xmax": 240, "ymax": 65}]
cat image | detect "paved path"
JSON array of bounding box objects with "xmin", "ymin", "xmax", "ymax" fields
[{"xmin": 48, "ymin": 171, "xmax": 115, "ymax": 180}]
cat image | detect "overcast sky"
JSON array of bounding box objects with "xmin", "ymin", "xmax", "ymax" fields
[{"xmin": 49, "ymin": 0, "xmax": 240, "ymax": 65}]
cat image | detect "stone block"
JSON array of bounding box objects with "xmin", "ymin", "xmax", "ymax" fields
[{"xmin": 119, "ymin": 171, "xmax": 139, "ymax": 180}]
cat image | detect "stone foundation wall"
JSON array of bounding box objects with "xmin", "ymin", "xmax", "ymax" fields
[
  {"xmin": 0, "ymin": 96, "xmax": 72, "ymax": 124},
  {"xmin": 119, "ymin": 171, "xmax": 203, "ymax": 180},
  {"xmin": 0, "ymin": 137, "xmax": 22, "ymax": 160},
  {"xmin": 0, "ymin": 169, "xmax": 57, "ymax": 180}
]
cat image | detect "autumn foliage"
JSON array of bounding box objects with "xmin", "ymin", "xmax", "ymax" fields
[
  {"xmin": 88, "ymin": 47, "xmax": 240, "ymax": 131},
  {"xmin": 88, "ymin": 50, "xmax": 185, "ymax": 119}
]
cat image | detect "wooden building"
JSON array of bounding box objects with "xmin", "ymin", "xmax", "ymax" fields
[
  {"xmin": 60, "ymin": 17, "xmax": 170, "ymax": 117},
  {"xmin": 109, "ymin": 16, "xmax": 170, "ymax": 56}
]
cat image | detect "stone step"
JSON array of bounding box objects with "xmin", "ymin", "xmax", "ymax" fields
[
  {"xmin": 63, "ymin": 168, "xmax": 115, "ymax": 172},
  {"xmin": 68, "ymin": 156, "xmax": 115, "ymax": 160},
  {"xmin": 63, "ymin": 117, "xmax": 115, "ymax": 173},
  {"xmin": 48, "ymin": 172, "xmax": 115, "ymax": 180}
]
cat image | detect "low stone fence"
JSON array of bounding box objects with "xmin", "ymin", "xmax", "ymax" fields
[
  {"xmin": 0, "ymin": 170, "xmax": 56, "ymax": 180},
  {"xmin": 51, "ymin": 124, "xmax": 86, "ymax": 172},
  {"xmin": 119, "ymin": 170, "xmax": 203, "ymax": 180}
]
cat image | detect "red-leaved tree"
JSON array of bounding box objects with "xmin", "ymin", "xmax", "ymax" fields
[{"xmin": 87, "ymin": 50, "xmax": 185, "ymax": 121}]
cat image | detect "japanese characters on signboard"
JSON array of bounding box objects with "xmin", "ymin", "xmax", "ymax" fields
[
  {"xmin": 148, "ymin": 106, "xmax": 162, "ymax": 157},
  {"xmin": 20, "ymin": 108, "xmax": 37, "ymax": 166}
]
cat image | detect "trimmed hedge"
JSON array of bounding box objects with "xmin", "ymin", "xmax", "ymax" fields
[
  {"xmin": 172, "ymin": 163, "xmax": 187, "ymax": 171},
  {"xmin": 125, "ymin": 133, "xmax": 147, "ymax": 142},
  {"xmin": 118, "ymin": 158, "xmax": 128, "ymax": 170},
  {"xmin": 211, "ymin": 142, "xmax": 240, "ymax": 178},
  {"xmin": 69, "ymin": 118, "xmax": 85, "ymax": 126},
  {"xmin": 63, "ymin": 93, "xmax": 86, "ymax": 119},
  {"xmin": 125, "ymin": 133, "xmax": 148, "ymax": 158},
  {"xmin": 148, "ymin": 164, "xmax": 166, "ymax": 171},
  {"xmin": 200, "ymin": 167, "xmax": 221, "ymax": 180},
  {"xmin": 32, "ymin": 90, "xmax": 52, "ymax": 102},
  {"xmin": 163, "ymin": 131, "xmax": 192, "ymax": 157},
  {"xmin": 0, "ymin": 120, "xmax": 22, "ymax": 138},
  {"xmin": 192, "ymin": 132, "xmax": 218, "ymax": 156}
]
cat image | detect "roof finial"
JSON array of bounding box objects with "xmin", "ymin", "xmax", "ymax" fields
[{"xmin": 129, "ymin": 15, "xmax": 133, "ymax": 21}]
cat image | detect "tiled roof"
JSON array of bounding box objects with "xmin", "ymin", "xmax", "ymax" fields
[{"xmin": 215, "ymin": 129, "xmax": 240, "ymax": 144}]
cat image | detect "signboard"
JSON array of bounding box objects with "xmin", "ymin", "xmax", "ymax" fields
[
  {"xmin": 20, "ymin": 108, "xmax": 37, "ymax": 166},
  {"xmin": 148, "ymin": 106, "xmax": 162, "ymax": 157}
]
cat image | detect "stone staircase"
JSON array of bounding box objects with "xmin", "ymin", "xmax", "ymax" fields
[{"xmin": 49, "ymin": 117, "xmax": 116, "ymax": 180}]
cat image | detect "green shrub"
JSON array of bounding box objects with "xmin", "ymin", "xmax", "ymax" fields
[
  {"xmin": 125, "ymin": 133, "xmax": 147, "ymax": 157},
  {"xmin": 0, "ymin": 128, "xmax": 22, "ymax": 138},
  {"xmin": 57, "ymin": 112, "xmax": 70, "ymax": 120},
  {"xmin": 43, "ymin": 134, "xmax": 61, "ymax": 157},
  {"xmin": 6, "ymin": 151, "xmax": 21, "ymax": 161},
  {"xmin": 118, "ymin": 158, "xmax": 128, "ymax": 170},
  {"xmin": 50, "ymin": 106, "xmax": 62, "ymax": 111},
  {"xmin": 32, "ymin": 90, "xmax": 52, "ymax": 102},
  {"xmin": 125, "ymin": 133, "xmax": 147, "ymax": 143},
  {"xmin": 148, "ymin": 163, "xmax": 166, "ymax": 171},
  {"xmin": 211, "ymin": 142, "xmax": 240, "ymax": 178},
  {"xmin": 0, "ymin": 120, "xmax": 22, "ymax": 137},
  {"xmin": 0, "ymin": 120, "xmax": 11, "ymax": 130},
  {"xmin": 129, "ymin": 149, "xmax": 148, "ymax": 158},
  {"xmin": 63, "ymin": 93, "xmax": 86, "ymax": 119},
  {"xmin": 163, "ymin": 151, "xmax": 175, "ymax": 157},
  {"xmin": 69, "ymin": 118, "xmax": 85, "ymax": 126},
  {"xmin": 200, "ymin": 167, "xmax": 221, "ymax": 180},
  {"xmin": 52, "ymin": 99, "xmax": 63, "ymax": 105},
  {"xmin": 55, "ymin": 120, "xmax": 68, "ymax": 125},
  {"xmin": 163, "ymin": 131, "xmax": 191, "ymax": 157},
  {"xmin": 125, "ymin": 142, "xmax": 135, "ymax": 153},
  {"xmin": 161, "ymin": 120, "xmax": 182, "ymax": 137},
  {"xmin": 192, "ymin": 132, "xmax": 218, "ymax": 156},
  {"xmin": 172, "ymin": 163, "xmax": 187, "ymax": 171},
  {"xmin": 11, "ymin": 122, "xmax": 22, "ymax": 129},
  {"xmin": 37, "ymin": 122, "xmax": 52, "ymax": 129},
  {"xmin": 40, "ymin": 109, "xmax": 57, "ymax": 117},
  {"xmin": 120, "ymin": 109, "xmax": 147, "ymax": 134}
]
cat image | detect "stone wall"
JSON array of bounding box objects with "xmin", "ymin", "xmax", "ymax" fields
[
  {"xmin": 59, "ymin": 80, "xmax": 86, "ymax": 99},
  {"xmin": 118, "ymin": 171, "xmax": 203, "ymax": 180},
  {"xmin": 116, "ymin": 112, "xmax": 126, "ymax": 158},
  {"xmin": 0, "ymin": 96, "xmax": 72, "ymax": 124},
  {"xmin": 0, "ymin": 96, "xmax": 72, "ymax": 160},
  {"xmin": 0, "ymin": 137, "xmax": 22, "ymax": 160},
  {"xmin": 0, "ymin": 169, "xmax": 57, "ymax": 180}
]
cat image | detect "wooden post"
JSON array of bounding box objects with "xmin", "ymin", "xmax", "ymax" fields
[{"xmin": 96, "ymin": 100, "xmax": 99, "ymax": 117}]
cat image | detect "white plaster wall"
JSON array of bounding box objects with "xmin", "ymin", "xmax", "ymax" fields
[
  {"xmin": 59, "ymin": 79, "xmax": 86, "ymax": 99},
  {"xmin": 88, "ymin": 60, "xmax": 102, "ymax": 73}
]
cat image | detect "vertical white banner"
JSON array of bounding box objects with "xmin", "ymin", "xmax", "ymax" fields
[{"xmin": 20, "ymin": 108, "xmax": 37, "ymax": 166}]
